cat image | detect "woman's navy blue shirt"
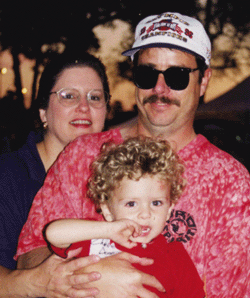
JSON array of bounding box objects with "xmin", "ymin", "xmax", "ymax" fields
[{"xmin": 0, "ymin": 132, "xmax": 46, "ymax": 269}]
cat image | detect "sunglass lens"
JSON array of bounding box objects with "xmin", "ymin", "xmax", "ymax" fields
[
  {"xmin": 133, "ymin": 66, "xmax": 158, "ymax": 89},
  {"xmin": 134, "ymin": 66, "xmax": 192, "ymax": 90},
  {"xmin": 165, "ymin": 68, "xmax": 190, "ymax": 91}
]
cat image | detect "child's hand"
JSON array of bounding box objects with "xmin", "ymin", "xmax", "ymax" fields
[{"xmin": 109, "ymin": 219, "xmax": 141, "ymax": 249}]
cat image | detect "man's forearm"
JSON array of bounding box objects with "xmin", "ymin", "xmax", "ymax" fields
[
  {"xmin": 15, "ymin": 248, "xmax": 102, "ymax": 298},
  {"xmin": 0, "ymin": 265, "xmax": 39, "ymax": 298}
]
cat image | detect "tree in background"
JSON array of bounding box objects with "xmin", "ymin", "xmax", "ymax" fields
[
  {"xmin": 1, "ymin": 0, "xmax": 249, "ymax": 107},
  {"xmin": 0, "ymin": 0, "xmax": 249, "ymax": 151}
]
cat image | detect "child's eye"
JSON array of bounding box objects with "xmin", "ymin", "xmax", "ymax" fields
[
  {"xmin": 125, "ymin": 201, "xmax": 136, "ymax": 207},
  {"xmin": 152, "ymin": 200, "xmax": 163, "ymax": 206}
]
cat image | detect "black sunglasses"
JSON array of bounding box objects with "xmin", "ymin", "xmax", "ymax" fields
[{"xmin": 133, "ymin": 65, "xmax": 199, "ymax": 91}]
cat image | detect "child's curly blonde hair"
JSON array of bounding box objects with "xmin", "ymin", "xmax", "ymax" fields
[{"xmin": 88, "ymin": 136, "xmax": 186, "ymax": 212}]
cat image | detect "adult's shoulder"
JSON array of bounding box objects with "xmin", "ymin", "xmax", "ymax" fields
[
  {"xmin": 0, "ymin": 132, "xmax": 44, "ymax": 234},
  {"xmin": 178, "ymin": 134, "xmax": 250, "ymax": 207},
  {"xmin": 76, "ymin": 128, "xmax": 123, "ymax": 145},
  {"xmin": 61, "ymin": 128, "xmax": 123, "ymax": 157},
  {"xmin": 0, "ymin": 147, "xmax": 28, "ymax": 180},
  {"xmin": 48, "ymin": 129, "xmax": 124, "ymax": 175},
  {"xmin": 0, "ymin": 131, "xmax": 45, "ymax": 183},
  {"xmin": 179, "ymin": 134, "xmax": 249, "ymax": 176}
]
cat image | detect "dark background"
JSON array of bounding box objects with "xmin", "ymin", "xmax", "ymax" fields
[{"xmin": 0, "ymin": 0, "xmax": 249, "ymax": 170}]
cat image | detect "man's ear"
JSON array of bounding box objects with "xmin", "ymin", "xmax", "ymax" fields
[
  {"xmin": 100, "ymin": 203, "xmax": 114, "ymax": 222},
  {"xmin": 200, "ymin": 68, "xmax": 212, "ymax": 97}
]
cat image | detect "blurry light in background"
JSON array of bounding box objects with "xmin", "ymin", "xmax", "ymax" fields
[
  {"xmin": 1, "ymin": 67, "xmax": 7, "ymax": 75},
  {"xmin": 0, "ymin": 67, "xmax": 8, "ymax": 98},
  {"xmin": 22, "ymin": 87, "xmax": 28, "ymax": 94}
]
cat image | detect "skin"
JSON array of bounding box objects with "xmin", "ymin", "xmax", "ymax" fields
[
  {"xmin": 101, "ymin": 175, "xmax": 173, "ymax": 244},
  {"xmin": 2, "ymin": 251, "xmax": 101, "ymax": 298},
  {"xmin": 119, "ymin": 48, "xmax": 212, "ymax": 150},
  {"xmin": 38, "ymin": 66, "xmax": 107, "ymax": 171},
  {"xmin": 75, "ymin": 252, "xmax": 164, "ymax": 298}
]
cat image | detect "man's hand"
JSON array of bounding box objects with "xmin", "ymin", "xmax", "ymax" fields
[
  {"xmin": 18, "ymin": 247, "xmax": 101, "ymax": 298},
  {"xmin": 76, "ymin": 252, "xmax": 165, "ymax": 298}
]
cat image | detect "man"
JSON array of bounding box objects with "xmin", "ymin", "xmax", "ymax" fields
[
  {"xmin": 120, "ymin": 12, "xmax": 211, "ymax": 150},
  {"xmin": 16, "ymin": 12, "xmax": 250, "ymax": 297}
]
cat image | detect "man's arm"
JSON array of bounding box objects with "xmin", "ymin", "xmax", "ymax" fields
[
  {"xmin": 18, "ymin": 247, "xmax": 165, "ymax": 298},
  {"xmin": 0, "ymin": 264, "xmax": 38, "ymax": 298},
  {"xmin": 14, "ymin": 247, "xmax": 101, "ymax": 298}
]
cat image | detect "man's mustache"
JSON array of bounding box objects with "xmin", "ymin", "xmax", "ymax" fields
[{"xmin": 143, "ymin": 95, "xmax": 181, "ymax": 107}]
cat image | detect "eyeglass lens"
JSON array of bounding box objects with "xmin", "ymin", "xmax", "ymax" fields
[
  {"xmin": 133, "ymin": 66, "xmax": 198, "ymax": 91},
  {"xmin": 58, "ymin": 89, "xmax": 107, "ymax": 108}
]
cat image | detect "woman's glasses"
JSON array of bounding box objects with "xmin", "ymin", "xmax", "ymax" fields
[
  {"xmin": 50, "ymin": 88, "xmax": 109, "ymax": 108},
  {"xmin": 133, "ymin": 65, "xmax": 199, "ymax": 90}
]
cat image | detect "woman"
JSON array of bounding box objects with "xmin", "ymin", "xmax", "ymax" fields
[
  {"xmin": 36, "ymin": 52, "xmax": 109, "ymax": 171},
  {"xmin": 0, "ymin": 52, "xmax": 109, "ymax": 297}
]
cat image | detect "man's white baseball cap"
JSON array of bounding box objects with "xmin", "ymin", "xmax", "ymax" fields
[{"xmin": 122, "ymin": 12, "xmax": 211, "ymax": 66}]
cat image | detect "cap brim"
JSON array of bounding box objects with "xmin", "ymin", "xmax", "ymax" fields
[{"xmin": 122, "ymin": 43, "xmax": 206, "ymax": 64}]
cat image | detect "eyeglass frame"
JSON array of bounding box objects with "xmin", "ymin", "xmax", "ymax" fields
[{"xmin": 49, "ymin": 88, "xmax": 110, "ymax": 109}]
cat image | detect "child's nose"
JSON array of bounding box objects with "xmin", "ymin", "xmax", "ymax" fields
[{"xmin": 139, "ymin": 206, "xmax": 151, "ymax": 219}]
